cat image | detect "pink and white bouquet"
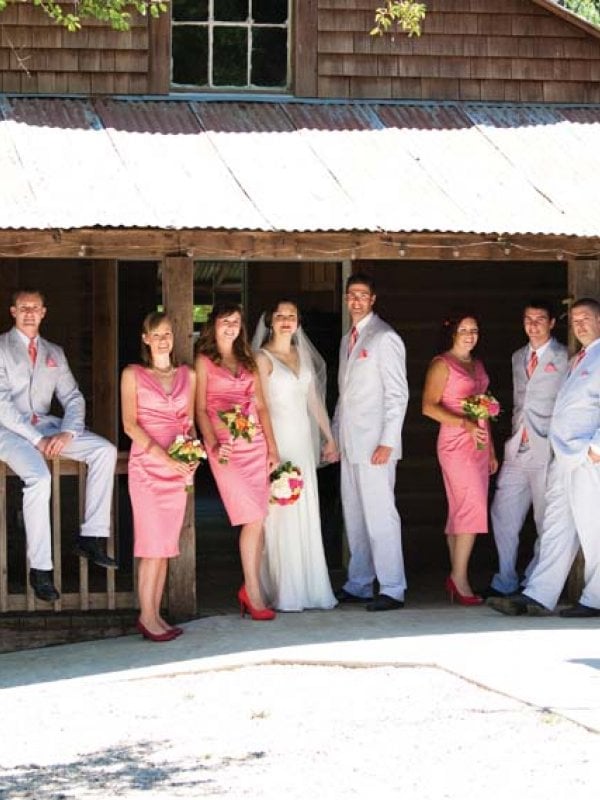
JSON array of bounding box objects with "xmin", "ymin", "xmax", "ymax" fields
[
  {"xmin": 462, "ymin": 393, "xmax": 501, "ymax": 450},
  {"xmin": 217, "ymin": 404, "xmax": 257, "ymax": 464},
  {"xmin": 269, "ymin": 461, "xmax": 304, "ymax": 506},
  {"xmin": 167, "ymin": 435, "xmax": 207, "ymax": 492}
]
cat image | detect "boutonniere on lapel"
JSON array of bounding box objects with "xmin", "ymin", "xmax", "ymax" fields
[
  {"xmin": 544, "ymin": 363, "xmax": 558, "ymax": 373},
  {"xmin": 358, "ymin": 348, "xmax": 368, "ymax": 359},
  {"xmin": 46, "ymin": 356, "xmax": 58, "ymax": 368}
]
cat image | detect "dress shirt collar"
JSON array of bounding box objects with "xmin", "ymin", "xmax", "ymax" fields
[
  {"xmin": 528, "ymin": 338, "xmax": 551, "ymax": 361},
  {"xmin": 581, "ymin": 336, "xmax": 600, "ymax": 355},
  {"xmin": 15, "ymin": 328, "xmax": 38, "ymax": 348},
  {"xmin": 352, "ymin": 312, "xmax": 373, "ymax": 336}
]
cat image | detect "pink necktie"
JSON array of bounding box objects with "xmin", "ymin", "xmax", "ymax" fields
[
  {"xmin": 526, "ymin": 350, "xmax": 538, "ymax": 379},
  {"xmin": 570, "ymin": 348, "xmax": 586, "ymax": 374},
  {"xmin": 348, "ymin": 326, "xmax": 358, "ymax": 356},
  {"xmin": 28, "ymin": 338, "xmax": 37, "ymax": 365}
]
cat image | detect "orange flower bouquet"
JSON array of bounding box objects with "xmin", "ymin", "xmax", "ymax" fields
[
  {"xmin": 217, "ymin": 404, "xmax": 257, "ymax": 464},
  {"xmin": 167, "ymin": 435, "xmax": 207, "ymax": 492},
  {"xmin": 462, "ymin": 393, "xmax": 501, "ymax": 450}
]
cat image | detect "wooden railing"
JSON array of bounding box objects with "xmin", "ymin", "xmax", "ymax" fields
[{"xmin": 0, "ymin": 453, "xmax": 134, "ymax": 613}]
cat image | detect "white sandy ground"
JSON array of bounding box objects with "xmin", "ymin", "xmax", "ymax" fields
[{"xmin": 0, "ymin": 607, "xmax": 599, "ymax": 799}]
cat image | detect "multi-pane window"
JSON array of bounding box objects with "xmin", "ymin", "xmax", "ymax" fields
[{"xmin": 172, "ymin": 1, "xmax": 290, "ymax": 90}]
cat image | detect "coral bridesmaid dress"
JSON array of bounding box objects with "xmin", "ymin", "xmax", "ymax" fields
[
  {"xmin": 200, "ymin": 355, "xmax": 269, "ymax": 526},
  {"xmin": 436, "ymin": 354, "xmax": 491, "ymax": 535},
  {"xmin": 128, "ymin": 365, "xmax": 192, "ymax": 558}
]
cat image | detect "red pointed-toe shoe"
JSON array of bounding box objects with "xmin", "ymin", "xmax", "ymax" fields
[
  {"xmin": 237, "ymin": 586, "xmax": 276, "ymax": 621},
  {"xmin": 445, "ymin": 577, "xmax": 483, "ymax": 606},
  {"xmin": 136, "ymin": 619, "xmax": 177, "ymax": 642}
]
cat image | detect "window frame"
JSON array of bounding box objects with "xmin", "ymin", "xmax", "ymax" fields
[{"xmin": 171, "ymin": 1, "xmax": 292, "ymax": 92}]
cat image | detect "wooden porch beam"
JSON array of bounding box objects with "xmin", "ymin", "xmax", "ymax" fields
[
  {"xmin": 162, "ymin": 256, "xmax": 197, "ymax": 619},
  {"xmin": 1, "ymin": 230, "xmax": 599, "ymax": 262}
]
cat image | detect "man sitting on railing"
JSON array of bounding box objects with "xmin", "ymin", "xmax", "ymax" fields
[{"xmin": 0, "ymin": 288, "xmax": 118, "ymax": 602}]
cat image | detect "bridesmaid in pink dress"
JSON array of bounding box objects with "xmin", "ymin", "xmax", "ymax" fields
[
  {"xmin": 121, "ymin": 312, "xmax": 197, "ymax": 642},
  {"xmin": 195, "ymin": 304, "xmax": 279, "ymax": 621},
  {"xmin": 422, "ymin": 314, "xmax": 498, "ymax": 605}
]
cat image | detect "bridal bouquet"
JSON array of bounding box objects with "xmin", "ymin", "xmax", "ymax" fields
[
  {"xmin": 167, "ymin": 435, "xmax": 207, "ymax": 492},
  {"xmin": 462, "ymin": 393, "xmax": 501, "ymax": 450},
  {"xmin": 269, "ymin": 461, "xmax": 304, "ymax": 506},
  {"xmin": 217, "ymin": 404, "xmax": 257, "ymax": 464}
]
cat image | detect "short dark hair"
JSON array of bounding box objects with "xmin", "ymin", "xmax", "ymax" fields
[
  {"xmin": 346, "ymin": 272, "xmax": 375, "ymax": 295},
  {"xmin": 571, "ymin": 297, "xmax": 600, "ymax": 315},
  {"xmin": 523, "ymin": 300, "xmax": 555, "ymax": 320},
  {"xmin": 11, "ymin": 288, "xmax": 46, "ymax": 307}
]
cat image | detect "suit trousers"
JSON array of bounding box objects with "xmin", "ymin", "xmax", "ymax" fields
[
  {"xmin": 341, "ymin": 458, "xmax": 406, "ymax": 601},
  {"xmin": 525, "ymin": 458, "xmax": 600, "ymax": 610},
  {"xmin": 490, "ymin": 454, "xmax": 548, "ymax": 594},
  {"xmin": 0, "ymin": 426, "xmax": 117, "ymax": 570}
]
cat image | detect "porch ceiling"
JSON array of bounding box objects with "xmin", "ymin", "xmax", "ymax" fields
[{"xmin": 0, "ymin": 96, "xmax": 599, "ymax": 238}]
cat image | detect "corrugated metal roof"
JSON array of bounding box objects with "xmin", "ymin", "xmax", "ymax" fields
[{"xmin": 1, "ymin": 96, "xmax": 599, "ymax": 237}]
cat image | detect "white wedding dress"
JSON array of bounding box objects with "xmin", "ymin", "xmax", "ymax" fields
[{"xmin": 260, "ymin": 349, "xmax": 337, "ymax": 611}]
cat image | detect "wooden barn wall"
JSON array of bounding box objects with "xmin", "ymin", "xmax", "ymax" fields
[
  {"xmin": 0, "ymin": 2, "xmax": 160, "ymax": 95},
  {"xmin": 315, "ymin": 0, "xmax": 600, "ymax": 101}
]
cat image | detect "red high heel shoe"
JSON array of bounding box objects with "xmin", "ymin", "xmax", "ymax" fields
[
  {"xmin": 445, "ymin": 577, "xmax": 483, "ymax": 606},
  {"xmin": 237, "ymin": 586, "xmax": 276, "ymax": 621},
  {"xmin": 136, "ymin": 619, "xmax": 177, "ymax": 642}
]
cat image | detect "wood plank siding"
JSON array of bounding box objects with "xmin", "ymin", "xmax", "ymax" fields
[
  {"xmin": 0, "ymin": 2, "xmax": 151, "ymax": 94},
  {"xmin": 316, "ymin": 0, "xmax": 600, "ymax": 101}
]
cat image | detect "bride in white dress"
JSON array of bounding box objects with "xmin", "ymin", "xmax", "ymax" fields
[{"xmin": 254, "ymin": 300, "xmax": 338, "ymax": 611}]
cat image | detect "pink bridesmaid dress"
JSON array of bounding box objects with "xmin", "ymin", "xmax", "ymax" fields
[
  {"xmin": 128, "ymin": 365, "xmax": 191, "ymax": 558},
  {"xmin": 436, "ymin": 353, "xmax": 491, "ymax": 535},
  {"xmin": 200, "ymin": 354, "xmax": 269, "ymax": 526}
]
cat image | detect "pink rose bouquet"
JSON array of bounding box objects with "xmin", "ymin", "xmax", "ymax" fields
[
  {"xmin": 269, "ymin": 461, "xmax": 304, "ymax": 506},
  {"xmin": 462, "ymin": 393, "xmax": 501, "ymax": 450}
]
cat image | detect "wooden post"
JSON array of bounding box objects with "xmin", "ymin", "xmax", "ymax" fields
[
  {"xmin": 566, "ymin": 259, "xmax": 600, "ymax": 601},
  {"xmin": 92, "ymin": 260, "xmax": 118, "ymax": 608},
  {"xmin": 162, "ymin": 256, "xmax": 197, "ymax": 618}
]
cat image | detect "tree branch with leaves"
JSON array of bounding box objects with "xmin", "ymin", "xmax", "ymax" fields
[
  {"xmin": 371, "ymin": 1, "xmax": 427, "ymax": 38},
  {"xmin": 0, "ymin": 0, "xmax": 168, "ymax": 32}
]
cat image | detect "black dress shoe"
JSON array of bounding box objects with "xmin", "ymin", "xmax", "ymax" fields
[
  {"xmin": 74, "ymin": 536, "xmax": 118, "ymax": 569},
  {"xmin": 488, "ymin": 592, "xmax": 550, "ymax": 616},
  {"xmin": 29, "ymin": 569, "xmax": 60, "ymax": 602},
  {"xmin": 559, "ymin": 603, "xmax": 600, "ymax": 618},
  {"xmin": 335, "ymin": 588, "xmax": 373, "ymax": 604},
  {"xmin": 366, "ymin": 593, "xmax": 404, "ymax": 612}
]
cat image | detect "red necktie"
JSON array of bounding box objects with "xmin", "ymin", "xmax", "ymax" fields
[
  {"xmin": 570, "ymin": 348, "xmax": 586, "ymax": 374},
  {"xmin": 28, "ymin": 338, "xmax": 37, "ymax": 365},
  {"xmin": 348, "ymin": 326, "xmax": 358, "ymax": 356},
  {"xmin": 526, "ymin": 350, "xmax": 538, "ymax": 379}
]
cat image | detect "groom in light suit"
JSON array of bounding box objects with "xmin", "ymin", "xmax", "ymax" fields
[
  {"xmin": 333, "ymin": 273, "xmax": 409, "ymax": 611},
  {"xmin": 0, "ymin": 289, "xmax": 118, "ymax": 602},
  {"xmin": 490, "ymin": 297, "xmax": 600, "ymax": 618},
  {"xmin": 486, "ymin": 301, "xmax": 568, "ymax": 597}
]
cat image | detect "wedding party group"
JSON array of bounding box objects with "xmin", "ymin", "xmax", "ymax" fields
[{"xmin": 1, "ymin": 279, "xmax": 599, "ymax": 645}]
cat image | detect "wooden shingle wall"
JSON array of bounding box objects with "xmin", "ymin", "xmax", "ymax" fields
[
  {"xmin": 317, "ymin": 0, "xmax": 600, "ymax": 101},
  {"xmin": 0, "ymin": 2, "xmax": 152, "ymax": 94}
]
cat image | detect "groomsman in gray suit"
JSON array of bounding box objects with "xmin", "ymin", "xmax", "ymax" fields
[
  {"xmin": 490, "ymin": 297, "xmax": 600, "ymax": 618},
  {"xmin": 486, "ymin": 301, "xmax": 568, "ymax": 597},
  {"xmin": 333, "ymin": 273, "xmax": 409, "ymax": 611},
  {"xmin": 0, "ymin": 289, "xmax": 117, "ymax": 602}
]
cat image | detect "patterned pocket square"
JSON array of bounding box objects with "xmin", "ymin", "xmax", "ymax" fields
[
  {"xmin": 580, "ymin": 370, "xmax": 591, "ymax": 377},
  {"xmin": 544, "ymin": 363, "xmax": 558, "ymax": 373},
  {"xmin": 46, "ymin": 357, "xmax": 58, "ymax": 367},
  {"xmin": 359, "ymin": 349, "xmax": 369, "ymax": 359}
]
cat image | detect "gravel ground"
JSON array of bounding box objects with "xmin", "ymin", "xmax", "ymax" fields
[{"xmin": 1, "ymin": 663, "xmax": 598, "ymax": 800}]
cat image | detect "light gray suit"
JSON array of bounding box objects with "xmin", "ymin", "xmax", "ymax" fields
[
  {"xmin": 524, "ymin": 338, "xmax": 600, "ymax": 610},
  {"xmin": 490, "ymin": 338, "xmax": 568, "ymax": 593},
  {"xmin": 333, "ymin": 314, "xmax": 409, "ymax": 600},
  {"xmin": 0, "ymin": 327, "xmax": 117, "ymax": 570}
]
